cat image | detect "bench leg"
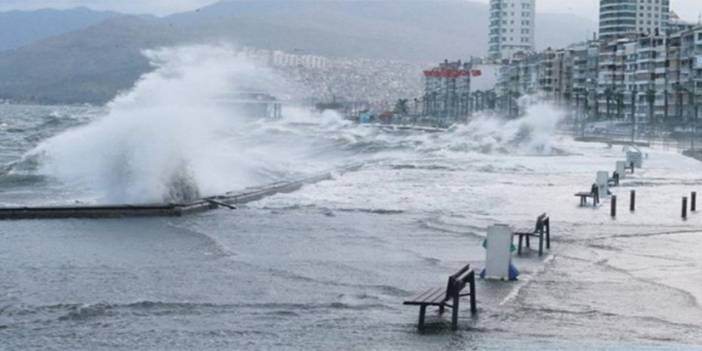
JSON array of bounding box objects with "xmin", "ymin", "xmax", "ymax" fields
[
  {"xmin": 439, "ymin": 305, "xmax": 445, "ymax": 315},
  {"xmin": 526, "ymin": 235, "xmax": 530, "ymax": 248},
  {"xmin": 517, "ymin": 235, "xmax": 523, "ymax": 255},
  {"xmin": 546, "ymin": 224, "xmax": 551, "ymax": 250},
  {"xmin": 538, "ymin": 232, "xmax": 544, "ymax": 256},
  {"xmin": 452, "ymin": 296, "xmax": 459, "ymax": 331},
  {"xmin": 469, "ymin": 272, "xmax": 477, "ymax": 315},
  {"xmin": 418, "ymin": 305, "xmax": 427, "ymax": 330}
]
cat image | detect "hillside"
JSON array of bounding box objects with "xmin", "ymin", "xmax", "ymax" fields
[{"xmin": 0, "ymin": 0, "xmax": 596, "ymax": 104}]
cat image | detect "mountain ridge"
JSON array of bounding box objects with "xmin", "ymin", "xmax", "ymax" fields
[{"xmin": 0, "ymin": 0, "xmax": 596, "ymax": 104}]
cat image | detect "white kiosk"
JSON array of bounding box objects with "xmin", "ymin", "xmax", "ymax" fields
[
  {"xmin": 483, "ymin": 224, "xmax": 515, "ymax": 280},
  {"xmin": 625, "ymin": 146, "xmax": 643, "ymax": 168}
]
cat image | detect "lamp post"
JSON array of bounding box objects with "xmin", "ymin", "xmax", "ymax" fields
[
  {"xmin": 631, "ymin": 87, "xmax": 637, "ymax": 144},
  {"xmin": 477, "ymin": 90, "xmax": 485, "ymax": 113},
  {"xmin": 605, "ymin": 87, "xmax": 613, "ymax": 120},
  {"xmin": 432, "ymin": 91, "xmax": 439, "ymax": 117},
  {"xmin": 573, "ymin": 87, "xmax": 587, "ymax": 136},
  {"xmin": 574, "ymin": 89, "xmax": 581, "ymax": 135},
  {"xmin": 583, "ymin": 88, "xmax": 589, "ymax": 137},
  {"xmin": 506, "ymin": 90, "xmax": 513, "ymax": 118},
  {"xmin": 425, "ymin": 93, "xmax": 431, "ymax": 117},
  {"xmin": 664, "ymin": 89, "xmax": 669, "ymax": 128},
  {"xmin": 646, "ymin": 89, "xmax": 656, "ymax": 143}
]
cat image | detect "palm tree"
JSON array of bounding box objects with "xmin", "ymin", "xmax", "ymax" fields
[
  {"xmin": 394, "ymin": 99, "xmax": 409, "ymax": 116},
  {"xmin": 663, "ymin": 89, "xmax": 669, "ymax": 126},
  {"xmin": 615, "ymin": 92, "xmax": 624, "ymax": 119},
  {"xmin": 512, "ymin": 91, "xmax": 522, "ymax": 118},
  {"xmin": 604, "ymin": 87, "xmax": 613, "ymax": 120},
  {"xmin": 646, "ymin": 89, "xmax": 656, "ymax": 136}
]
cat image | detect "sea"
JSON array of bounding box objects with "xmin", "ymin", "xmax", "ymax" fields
[{"xmin": 1, "ymin": 100, "xmax": 702, "ymax": 351}]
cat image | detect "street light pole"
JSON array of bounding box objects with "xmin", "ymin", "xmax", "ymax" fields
[
  {"xmin": 631, "ymin": 88, "xmax": 637, "ymax": 144},
  {"xmin": 575, "ymin": 91, "xmax": 580, "ymax": 136},
  {"xmin": 646, "ymin": 89, "xmax": 656, "ymax": 144},
  {"xmin": 583, "ymin": 90, "xmax": 589, "ymax": 137}
]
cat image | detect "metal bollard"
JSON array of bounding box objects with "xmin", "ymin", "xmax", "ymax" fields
[
  {"xmin": 630, "ymin": 190, "xmax": 635, "ymax": 212},
  {"xmin": 611, "ymin": 196, "xmax": 617, "ymax": 218},
  {"xmin": 682, "ymin": 197, "xmax": 688, "ymax": 220},
  {"xmin": 692, "ymin": 192, "xmax": 697, "ymax": 212}
]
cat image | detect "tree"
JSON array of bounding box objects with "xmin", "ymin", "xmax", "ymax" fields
[
  {"xmin": 615, "ymin": 91, "xmax": 624, "ymax": 119},
  {"xmin": 394, "ymin": 99, "xmax": 409, "ymax": 115},
  {"xmin": 646, "ymin": 89, "xmax": 656, "ymax": 131},
  {"xmin": 604, "ymin": 87, "xmax": 613, "ymax": 120}
]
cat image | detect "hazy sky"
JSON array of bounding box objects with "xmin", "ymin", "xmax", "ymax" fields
[
  {"xmin": 0, "ymin": 0, "xmax": 700, "ymax": 21},
  {"xmin": 0, "ymin": 0, "xmax": 221, "ymax": 15}
]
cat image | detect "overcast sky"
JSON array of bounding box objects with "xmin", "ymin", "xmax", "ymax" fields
[
  {"xmin": 0, "ymin": 0, "xmax": 220, "ymax": 15},
  {"xmin": 0, "ymin": 0, "xmax": 700, "ymax": 21}
]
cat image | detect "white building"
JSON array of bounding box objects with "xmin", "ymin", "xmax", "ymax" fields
[
  {"xmin": 270, "ymin": 50, "xmax": 330, "ymax": 69},
  {"xmin": 488, "ymin": 0, "xmax": 536, "ymax": 61},
  {"xmin": 599, "ymin": 0, "xmax": 670, "ymax": 42}
]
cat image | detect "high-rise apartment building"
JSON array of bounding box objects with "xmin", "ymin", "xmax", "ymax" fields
[
  {"xmin": 488, "ymin": 0, "xmax": 536, "ymax": 61},
  {"xmin": 496, "ymin": 23, "xmax": 702, "ymax": 124},
  {"xmin": 599, "ymin": 0, "xmax": 670, "ymax": 42}
]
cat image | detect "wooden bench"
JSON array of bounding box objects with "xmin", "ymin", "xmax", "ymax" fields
[
  {"xmin": 575, "ymin": 183, "xmax": 599, "ymax": 207},
  {"xmin": 403, "ymin": 264, "xmax": 477, "ymax": 331},
  {"xmin": 513, "ymin": 213, "xmax": 550, "ymax": 256}
]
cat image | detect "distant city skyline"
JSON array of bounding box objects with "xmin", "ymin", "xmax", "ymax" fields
[
  {"xmin": 0, "ymin": 0, "xmax": 699, "ymax": 22},
  {"xmin": 476, "ymin": 0, "xmax": 700, "ymax": 22}
]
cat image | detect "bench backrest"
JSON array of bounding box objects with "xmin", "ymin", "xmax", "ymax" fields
[
  {"xmin": 445, "ymin": 264, "xmax": 473, "ymax": 301},
  {"xmin": 535, "ymin": 213, "xmax": 548, "ymax": 232}
]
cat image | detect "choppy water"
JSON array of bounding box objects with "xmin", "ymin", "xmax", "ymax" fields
[{"xmin": 1, "ymin": 103, "xmax": 702, "ymax": 350}]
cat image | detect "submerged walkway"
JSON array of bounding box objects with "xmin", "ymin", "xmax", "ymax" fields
[{"xmin": 0, "ymin": 163, "xmax": 363, "ymax": 220}]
